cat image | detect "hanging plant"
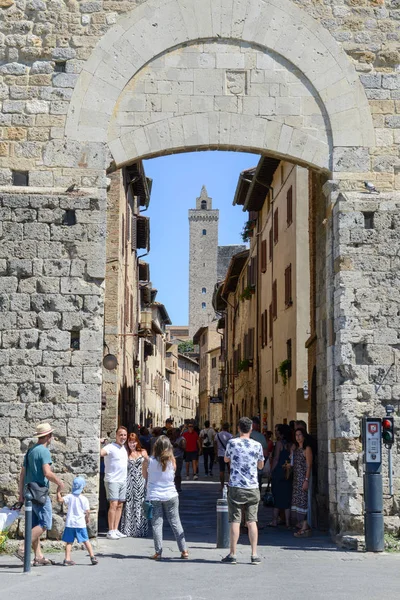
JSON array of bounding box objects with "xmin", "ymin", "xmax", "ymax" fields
[
  {"xmin": 238, "ymin": 359, "xmax": 250, "ymax": 373},
  {"xmin": 240, "ymin": 286, "xmax": 253, "ymax": 301},
  {"xmin": 241, "ymin": 220, "xmax": 256, "ymax": 242},
  {"xmin": 279, "ymin": 359, "xmax": 292, "ymax": 385}
]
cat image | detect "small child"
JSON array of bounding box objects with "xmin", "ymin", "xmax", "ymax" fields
[{"xmin": 57, "ymin": 476, "xmax": 98, "ymax": 566}]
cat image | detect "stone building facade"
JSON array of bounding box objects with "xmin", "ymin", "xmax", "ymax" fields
[
  {"xmin": 1, "ymin": 0, "xmax": 400, "ymax": 539},
  {"xmin": 193, "ymin": 324, "xmax": 221, "ymax": 427}
]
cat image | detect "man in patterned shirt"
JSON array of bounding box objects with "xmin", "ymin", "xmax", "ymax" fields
[{"xmin": 222, "ymin": 416, "xmax": 264, "ymax": 565}]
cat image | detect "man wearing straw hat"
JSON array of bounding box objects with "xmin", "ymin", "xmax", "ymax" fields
[{"xmin": 15, "ymin": 423, "xmax": 64, "ymax": 566}]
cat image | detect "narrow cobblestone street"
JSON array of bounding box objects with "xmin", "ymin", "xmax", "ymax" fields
[{"xmin": 1, "ymin": 470, "xmax": 400, "ymax": 600}]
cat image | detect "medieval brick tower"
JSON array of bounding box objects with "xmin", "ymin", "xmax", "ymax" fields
[{"xmin": 188, "ymin": 186, "xmax": 219, "ymax": 339}]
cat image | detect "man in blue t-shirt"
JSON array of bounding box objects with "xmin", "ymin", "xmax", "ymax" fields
[{"xmin": 16, "ymin": 423, "xmax": 64, "ymax": 566}]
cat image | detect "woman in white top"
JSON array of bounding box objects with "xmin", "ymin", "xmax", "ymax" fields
[{"xmin": 143, "ymin": 435, "xmax": 188, "ymax": 560}]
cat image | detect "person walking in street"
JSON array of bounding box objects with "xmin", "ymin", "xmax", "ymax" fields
[
  {"xmin": 222, "ymin": 417, "xmax": 264, "ymax": 565},
  {"xmin": 200, "ymin": 420, "xmax": 216, "ymax": 477},
  {"xmin": 291, "ymin": 428, "xmax": 313, "ymax": 537},
  {"xmin": 16, "ymin": 422, "xmax": 64, "ymax": 566},
  {"xmin": 143, "ymin": 435, "xmax": 188, "ymax": 560},
  {"xmin": 57, "ymin": 476, "xmax": 98, "ymax": 566},
  {"xmin": 120, "ymin": 433, "xmax": 149, "ymax": 537},
  {"xmin": 250, "ymin": 416, "xmax": 268, "ymax": 491},
  {"xmin": 171, "ymin": 428, "xmax": 186, "ymax": 492},
  {"xmin": 215, "ymin": 422, "xmax": 233, "ymax": 491},
  {"xmin": 182, "ymin": 422, "xmax": 200, "ymax": 480},
  {"xmin": 269, "ymin": 424, "xmax": 293, "ymax": 528},
  {"xmin": 100, "ymin": 426, "xmax": 128, "ymax": 540}
]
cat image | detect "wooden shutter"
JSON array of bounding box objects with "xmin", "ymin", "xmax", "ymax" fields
[
  {"xmin": 249, "ymin": 328, "xmax": 254, "ymax": 360},
  {"xmin": 273, "ymin": 208, "xmax": 279, "ymax": 244},
  {"xmin": 269, "ymin": 304, "xmax": 273, "ymax": 339},
  {"xmin": 287, "ymin": 186, "xmax": 293, "ymax": 226},
  {"xmin": 251, "ymin": 257, "xmax": 256, "ymax": 287},
  {"xmin": 269, "ymin": 228, "xmax": 273, "ymax": 261},
  {"xmin": 261, "ymin": 239, "xmax": 267, "ymax": 273},
  {"xmin": 285, "ymin": 264, "xmax": 292, "ymax": 307},
  {"xmin": 261, "ymin": 312, "xmax": 265, "ymax": 348},
  {"xmin": 263, "ymin": 309, "xmax": 268, "ymax": 344},
  {"xmin": 243, "ymin": 333, "xmax": 248, "ymax": 360},
  {"xmin": 272, "ymin": 280, "xmax": 277, "ymax": 319}
]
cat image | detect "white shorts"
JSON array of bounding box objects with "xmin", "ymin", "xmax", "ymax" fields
[{"xmin": 105, "ymin": 480, "xmax": 126, "ymax": 502}]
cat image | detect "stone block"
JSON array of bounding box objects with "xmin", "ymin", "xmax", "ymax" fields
[
  {"xmin": 37, "ymin": 312, "xmax": 62, "ymax": 329},
  {"xmin": 34, "ymin": 366, "xmax": 54, "ymax": 383},
  {"xmin": 39, "ymin": 331, "xmax": 71, "ymax": 351},
  {"xmin": 26, "ymin": 403, "xmax": 54, "ymax": 421},
  {"xmin": 0, "ymin": 313, "xmax": 17, "ymax": 330},
  {"xmin": 67, "ymin": 384, "xmax": 101, "ymax": 404},
  {"xmin": 41, "ymin": 383, "xmax": 68, "ymax": 402},
  {"xmin": 36, "ymin": 278, "xmax": 60, "ymax": 294},
  {"xmin": 19, "ymin": 330, "xmax": 39, "ymax": 349},
  {"xmin": 53, "ymin": 403, "xmax": 78, "ymax": 418},
  {"xmin": 67, "ymin": 416, "xmax": 99, "ymax": 437},
  {"xmin": 53, "ymin": 367, "xmax": 83, "ymax": 384},
  {"xmin": 42, "ymin": 351, "xmax": 72, "ymax": 367},
  {"xmin": 9, "ymin": 350, "xmax": 42, "ymax": 366},
  {"xmin": 60, "ymin": 277, "xmax": 102, "ymax": 296},
  {"xmin": 0, "ymin": 366, "xmax": 35, "ymax": 383},
  {"xmin": 80, "ymin": 329, "xmax": 103, "ymax": 350},
  {"xmin": 10, "ymin": 293, "xmax": 30, "ymax": 312},
  {"xmin": 83, "ymin": 367, "xmax": 102, "ymax": 384},
  {"xmin": 24, "ymin": 222, "xmax": 50, "ymax": 240},
  {"xmin": 0, "ymin": 277, "xmax": 18, "ymax": 293},
  {"xmin": 333, "ymin": 147, "xmax": 370, "ymax": 172},
  {"xmin": 43, "ymin": 260, "xmax": 71, "ymax": 277}
]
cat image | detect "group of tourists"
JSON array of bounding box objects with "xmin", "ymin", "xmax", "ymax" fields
[
  {"xmin": 16, "ymin": 415, "xmax": 315, "ymax": 567},
  {"xmin": 268, "ymin": 420, "xmax": 316, "ymax": 537}
]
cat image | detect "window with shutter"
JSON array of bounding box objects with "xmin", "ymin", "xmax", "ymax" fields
[
  {"xmin": 121, "ymin": 215, "xmax": 125, "ymax": 257},
  {"xmin": 272, "ymin": 280, "xmax": 277, "ymax": 319},
  {"xmin": 261, "ymin": 239, "xmax": 267, "ymax": 273},
  {"xmin": 250, "ymin": 257, "xmax": 256, "ymax": 287},
  {"xmin": 287, "ymin": 186, "xmax": 293, "ymax": 226},
  {"xmin": 261, "ymin": 312, "xmax": 265, "ymax": 348},
  {"xmin": 131, "ymin": 215, "xmax": 137, "ymax": 251},
  {"xmin": 269, "ymin": 229, "xmax": 273, "ymax": 261},
  {"xmin": 285, "ymin": 264, "xmax": 292, "ymax": 307},
  {"xmin": 249, "ymin": 328, "xmax": 254, "ymax": 360},
  {"xmin": 264, "ymin": 309, "xmax": 268, "ymax": 344},
  {"xmin": 269, "ymin": 304, "xmax": 273, "ymax": 339},
  {"xmin": 273, "ymin": 208, "xmax": 279, "ymax": 244},
  {"xmin": 247, "ymin": 263, "xmax": 251, "ymax": 288}
]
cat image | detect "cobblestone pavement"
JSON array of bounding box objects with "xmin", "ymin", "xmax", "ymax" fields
[{"xmin": 1, "ymin": 474, "xmax": 400, "ymax": 600}]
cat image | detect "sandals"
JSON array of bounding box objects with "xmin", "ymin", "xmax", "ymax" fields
[
  {"xmin": 294, "ymin": 529, "xmax": 312, "ymax": 538},
  {"xmin": 33, "ymin": 557, "xmax": 55, "ymax": 566},
  {"xmin": 90, "ymin": 556, "xmax": 98, "ymax": 565},
  {"xmin": 63, "ymin": 559, "xmax": 76, "ymax": 566},
  {"xmin": 14, "ymin": 549, "xmax": 24, "ymax": 563},
  {"xmin": 150, "ymin": 552, "xmax": 162, "ymax": 560},
  {"xmin": 180, "ymin": 551, "xmax": 189, "ymax": 559}
]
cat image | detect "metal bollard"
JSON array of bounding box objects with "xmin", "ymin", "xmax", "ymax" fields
[
  {"xmin": 216, "ymin": 485, "xmax": 230, "ymax": 548},
  {"xmin": 23, "ymin": 492, "xmax": 33, "ymax": 573}
]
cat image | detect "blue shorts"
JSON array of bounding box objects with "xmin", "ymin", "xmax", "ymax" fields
[
  {"xmin": 62, "ymin": 527, "xmax": 89, "ymax": 543},
  {"xmin": 32, "ymin": 496, "xmax": 52, "ymax": 530}
]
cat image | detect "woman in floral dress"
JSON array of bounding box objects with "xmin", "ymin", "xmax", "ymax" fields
[
  {"xmin": 291, "ymin": 428, "xmax": 313, "ymax": 537},
  {"xmin": 120, "ymin": 433, "xmax": 149, "ymax": 537}
]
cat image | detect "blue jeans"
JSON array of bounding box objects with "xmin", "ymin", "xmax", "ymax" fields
[{"xmin": 32, "ymin": 496, "xmax": 52, "ymax": 530}]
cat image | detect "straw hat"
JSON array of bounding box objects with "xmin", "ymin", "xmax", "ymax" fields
[{"xmin": 35, "ymin": 423, "xmax": 54, "ymax": 438}]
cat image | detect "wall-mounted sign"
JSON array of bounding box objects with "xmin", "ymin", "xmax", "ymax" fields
[
  {"xmin": 210, "ymin": 397, "xmax": 223, "ymax": 404},
  {"xmin": 303, "ymin": 380, "xmax": 309, "ymax": 400}
]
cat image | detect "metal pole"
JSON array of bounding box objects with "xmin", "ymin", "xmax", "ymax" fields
[
  {"xmin": 23, "ymin": 491, "xmax": 33, "ymax": 573},
  {"xmin": 388, "ymin": 446, "xmax": 393, "ymax": 496},
  {"xmin": 363, "ymin": 417, "xmax": 384, "ymax": 552},
  {"xmin": 216, "ymin": 485, "xmax": 229, "ymax": 548}
]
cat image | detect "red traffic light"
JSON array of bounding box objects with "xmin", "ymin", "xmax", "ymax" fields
[
  {"xmin": 382, "ymin": 418, "xmax": 392, "ymax": 430},
  {"xmin": 382, "ymin": 416, "xmax": 394, "ymax": 446}
]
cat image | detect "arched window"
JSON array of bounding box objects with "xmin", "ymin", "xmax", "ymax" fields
[
  {"xmin": 202, "ymin": 287, "xmax": 206, "ymax": 294},
  {"xmin": 202, "ymin": 302, "xmax": 206, "ymax": 309},
  {"xmin": 202, "ymin": 229, "xmax": 206, "ymax": 235},
  {"xmin": 201, "ymin": 200, "xmax": 207, "ymax": 209}
]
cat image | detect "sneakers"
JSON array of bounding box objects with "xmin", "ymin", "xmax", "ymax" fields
[
  {"xmin": 115, "ymin": 531, "xmax": 127, "ymax": 538},
  {"xmin": 185, "ymin": 475, "xmax": 190, "ymax": 481},
  {"xmin": 193, "ymin": 474, "xmax": 199, "ymax": 480},
  {"xmin": 221, "ymin": 554, "xmax": 237, "ymax": 564},
  {"xmin": 251, "ymin": 555, "xmax": 261, "ymax": 565},
  {"xmin": 106, "ymin": 530, "xmax": 119, "ymax": 540}
]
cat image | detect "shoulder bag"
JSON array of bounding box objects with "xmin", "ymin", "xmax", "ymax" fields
[{"xmin": 24, "ymin": 448, "xmax": 49, "ymax": 506}]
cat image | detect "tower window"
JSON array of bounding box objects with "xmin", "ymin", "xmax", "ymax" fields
[
  {"xmin": 201, "ymin": 200, "xmax": 207, "ymax": 209},
  {"xmin": 202, "ymin": 302, "xmax": 206, "ymax": 309},
  {"xmin": 202, "ymin": 229, "xmax": 206, "ymax": 235},
  {"xmin": 202, "ymin": 287, "xmax": 206, "ymax": 294}
]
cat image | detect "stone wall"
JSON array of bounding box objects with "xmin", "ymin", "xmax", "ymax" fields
[{"xmin": 0, "ymin": 188, "xmax": 105, "ymax": 534}]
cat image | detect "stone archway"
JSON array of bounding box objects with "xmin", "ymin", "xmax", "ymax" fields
[{"xmin": 66, "ymin": 0, "xmax": 374, "ymax": 174}]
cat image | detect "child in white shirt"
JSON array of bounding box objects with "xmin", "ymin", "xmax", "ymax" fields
[{"xmin": 57, "ymin": 476, "xmax": 98, "ymax": 566}]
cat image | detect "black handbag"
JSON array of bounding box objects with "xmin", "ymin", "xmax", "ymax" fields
[{"xmin": 26, "ymin": 481, "xmax": 49, "ymax": 506}]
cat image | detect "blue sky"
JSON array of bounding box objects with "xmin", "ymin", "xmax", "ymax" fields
[{"xmin": 143, "ymin": 151, "xmax": 259, "ymax": 325}]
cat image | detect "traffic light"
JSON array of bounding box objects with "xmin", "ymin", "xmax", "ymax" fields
[{"xmin": 382, "ymin": 417, "xmax": 394, "ymax": 447}]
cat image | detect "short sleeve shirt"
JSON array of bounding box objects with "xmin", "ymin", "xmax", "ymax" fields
[
  {"xmin": 183, "ymin": 431, "xmax": 199, "ymax": 452},
  {"xmin": 225, "ymin": 437, "xmax": 264, "ymax": 489},
  {"xmin": 200, "ymin": 427, "xmax": 215, "ymax": 447},
  {"xmin": 64, "ymin": 494, "xmax": 90, "ymax": 528},
  {"xmin": 216, "ymin": 431, "xmax": 233, "ymax": 457},
  {"xmin": 23, "ymin": 444, "xmax": 52, "ymax": 488},
  {"xmin": 103, "ymin": 443, "xmax": 128, "ymax": 483}
]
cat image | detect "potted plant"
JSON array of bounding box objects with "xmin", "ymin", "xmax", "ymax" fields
[
  {"xmin": 240, "ymin": 286, "xmax": 253, "ymax": 301},
  {"xmin": 241, "ymin": 220, "xmax": 256, "ymax": 242},
  {"xmin": 238, "ymin": 358, "xmax": 250, "ymax": 372},
  {"xmin": 279, "ymin": 359, "xmax": 292, "ymax": 385}
]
